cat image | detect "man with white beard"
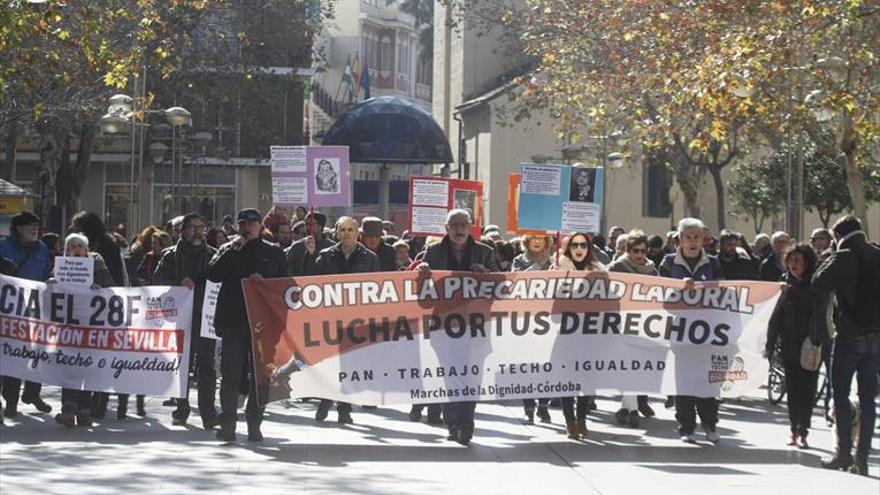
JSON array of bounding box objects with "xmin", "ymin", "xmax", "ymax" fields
[{"xmin": 154, "ymin": 213, "xmax": 219, "ymax": 429}]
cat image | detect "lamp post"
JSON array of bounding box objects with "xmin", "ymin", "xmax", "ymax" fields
[{"xmin": 100, "ymin": 96, "xmax": 191, "ymax": 230}]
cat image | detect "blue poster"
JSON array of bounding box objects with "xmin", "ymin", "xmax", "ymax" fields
[{"xmin": 516, "ymin": 163, "xmax": 604, "ymax": 233}]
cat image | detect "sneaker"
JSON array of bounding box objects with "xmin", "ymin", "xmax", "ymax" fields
[
  {"xmin": 705, "ymin": 430, "xmax": 720, "ymax": 444},
  {"xmin": 797, "ymin": 435, "xmax": 809, "ymax": 450},
  {"xmin": 3, "ymin": 405, "xmax": 18, "ymax": 418},
  {"xmin": 23, "ymin": 397, "xmax": 52, "ymax": 414},
  {"xmin": 681, "ymin": 433, "xmax": 697, "ymax": 443}
]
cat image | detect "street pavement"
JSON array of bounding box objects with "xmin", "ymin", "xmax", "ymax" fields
[{"xmin": 0, "ymin": 387, "xmax": 877, "ymax": 494}]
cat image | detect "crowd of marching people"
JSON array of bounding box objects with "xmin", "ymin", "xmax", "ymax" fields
[{"xmin": 0, "ymin": 206, "xmax": 877, "ymax": 476}]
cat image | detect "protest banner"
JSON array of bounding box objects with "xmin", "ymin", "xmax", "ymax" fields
[
  {"xmin": 243, "ymin": 270, "xmax": 781, "ymax": 406},
  {"xmin": 0, "ymin": 274, "xmax": 193, "ymax": 397},
  {"xmin": 270, "ymin": 145, "xmax": 350, "ymax": 207},
  {"xmin": 53, "ymin": 256, "xmax": 95, "ymax": 287},
  {"xmin": 506, "ymin": 173, "xmax": 552, "ymax": 236},
  {"xmin": 408, "ymin": 176, "xmax": 483, "ymax": 237},
  {"xmin": 200, "ymin": 280, "xmax": 221, "ymax": 340},
  {"xmin": 517, "ymin": 163, "xmax": 604, "ymax": 233}
]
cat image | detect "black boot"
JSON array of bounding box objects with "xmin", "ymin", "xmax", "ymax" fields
[
  {"xmin": 536, "ymin": 406, "xmax": 551, "ymax": 423},
  {"xmin": 247, "ymin": 421, "xmax": 263, "ymax": 442},
  {"xmin": 821, "ymin": 453, "xmax": 853, "ymax": 471},
  {"xmin": 117, "ymin": 395, "xmax": 129, "ymax": 420},
  {"xmin": 216, "ymin": 418, "xmax": 235, "ymax": 443},
  {"xmin": 408, "ymin": 405, "xmax": 423, "ymax": 422}
]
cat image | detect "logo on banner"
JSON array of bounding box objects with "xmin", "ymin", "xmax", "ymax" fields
[
  {"xmin": 708, "ymin": 354, "xmax": 747, "ymax": 390},
  {"xmin": 145, "ymin": 296, "xmax": 178, "ymax": 323}
]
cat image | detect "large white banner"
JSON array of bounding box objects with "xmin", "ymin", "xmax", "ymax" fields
[
  {"xmin": 0, "ymin": 274, "xmax": 193, "ymax": 397},
  {"xmin": 244, "ymin": 271, "xmax": 783, "ymax": 405}
]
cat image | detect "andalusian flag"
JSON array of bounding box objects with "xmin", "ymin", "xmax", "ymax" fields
[{"xmin": 338, "ymin": 54, "xmax": 354, "ymax": 102}]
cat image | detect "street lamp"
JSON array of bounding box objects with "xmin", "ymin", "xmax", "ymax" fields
[{"xmin": 100, "ymin": 92, "xmax": 191, "ymax": 231}]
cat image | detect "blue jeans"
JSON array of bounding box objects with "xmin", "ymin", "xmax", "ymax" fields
[{"xmin": 831, "ymin": 334, "xmax": 880, "ymax": 461}]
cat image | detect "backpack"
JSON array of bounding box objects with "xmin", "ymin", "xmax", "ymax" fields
[{"xmin": 851, "ymin": 243, "xmax": 880, "ymax": 327}]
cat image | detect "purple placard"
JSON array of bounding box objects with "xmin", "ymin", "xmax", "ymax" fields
[{"xmin": 271, "ymin": 146, "xmax": 350, "ymax": 207}]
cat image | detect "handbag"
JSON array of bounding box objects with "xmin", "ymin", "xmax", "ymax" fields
[{"xmin": 800, "ymin": 307, "xmax": 823, "ymax": 371}]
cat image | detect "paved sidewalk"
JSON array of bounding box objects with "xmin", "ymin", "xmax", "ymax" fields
[{"xmin": 0, "ymin": 388, "xmax": 877, "ymax": 494}]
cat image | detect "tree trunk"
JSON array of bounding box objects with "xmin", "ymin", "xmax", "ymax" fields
[
  {"xmin": 58, "ymin": 122, "xmax": 97, "ymax": 227},
  {"xmin": 709, "ymin": 165, "xmax": 726, "ymax": 231},
  {"xmin": 35, "ymin": 116, "xmax": 69, "ymax": 231},
  {"xmin": 672, "ymin": 159, "xmax": 701, "ymax": 218},
  {"xmin": 2, "ymin": 120, "xmax": 17, "ymax": 181},
  {"xmin": 843, "ymin": 151, "xmax": 868, "ymax": 235}
]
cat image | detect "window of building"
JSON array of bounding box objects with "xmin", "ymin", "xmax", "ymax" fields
[{"xmin": 643, "ymin": 154, "xmax": 673, "ymax": 218}]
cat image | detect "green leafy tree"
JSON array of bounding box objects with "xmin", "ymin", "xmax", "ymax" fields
[{"xmin": 729, "ymin": 157, "xmax": 784, "ymax": 235}]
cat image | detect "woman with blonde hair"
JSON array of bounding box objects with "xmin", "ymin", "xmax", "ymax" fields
[{"xmin": 513, "ymin": 233, "xmax": 555, "ymax": 424}]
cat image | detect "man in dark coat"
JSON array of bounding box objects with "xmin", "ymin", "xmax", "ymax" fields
[
  {"xmin": 314, "ymin": 216, "xmax": 381, "ymax": 424},
  {"xmin": 813, "ymin": 215, "xmax": 880, "ymax": 476},
  {"xmin": 154, "ymin": 213, "xmax": 219, "ymax": 429},
  {"xmin": 360, "ymin": 216, "xmax": 396, "ymax": 271},
  {"xmin": 285, "ymin": 211, "xmax": 333, "ymax": 277},
  {"xmin": 759, "ymin": 231, "xmax": 791, "ymax": 281},
  {"xmin": 208, "ymin": 208, "xmax": 287, "ymax": 443},
  {"xmin": 418, "ymin": 209, "xmax": 499, "ymax": 446},
  {"xmin": 718, "ymin": 230, "xmax": 758, "ymax": 280},
  {"xmin": 0, "ymin": 211, "xmax": 52, "ymax": 416}
]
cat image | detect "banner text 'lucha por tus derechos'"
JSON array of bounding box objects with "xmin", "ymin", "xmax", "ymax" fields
[
  {"xmin": 244, "ymin": 271, "xmax": 782, "ymax": 405},
  {"xmin": 0, "ymin": 274, "xmax": 193, "ymax": 397}
]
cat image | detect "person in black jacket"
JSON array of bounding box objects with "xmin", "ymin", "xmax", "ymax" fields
[
  {"xmin": 759, "ymin": 231, "xmax": 791, "ymax": 282},
  {"xmin": 314, "ymin": 216, "xmax": 381, "ymax": 424},
  {"xmin": 718, "ymin": 230, "xmax": 758, "ymax": 280},
  {"xmin": 418, "ymin": 209, "xmax": 500, "ymax": 446},
  {"xmin": 813, "ymin": 215, "xmax": 880, "ymax": 475},
  {"xmin": 208, "ymin": 208, "xmax": 287, "ymax": 443},
  {"xmin": 154, "ymin": 213, "xmax": 219, "ymax": 429},
  {"xmin": 0, "ymin": 255, "xmax": 16, "ymax": 426},
  {"xmin": 285, "ymin": 211, "xmax": 333, "ymax": 277},
  {"xmin": 765, "ymin": 243, "xmax": 828, "ymax": 449},
  {"xmin": 360, "ymin": 216, "xmax": 396, "ymax": 271}
]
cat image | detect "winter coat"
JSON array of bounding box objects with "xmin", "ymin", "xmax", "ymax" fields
[
  {"xmin": 766, "ymin": 272, "xmax": 830, "ymax": 363},
  {"xmin": 608, "ymin": 255, "xmax": 659, "ymax": 276},
  {"xmin": 658, "ymin": 251, "xmax": 723, "ymax": 281},
  {"xmin": 154, "ymin": 240, "xmax": 217, "ymax": 329},
  {"xmin": 0, "ymin": 236, "xmax": 51, "ymax": 281},
  {"xmin": 207, "ymin": 238, "xmax": 286, "ymax": 333},
  {"xmin": 719, "ymin": 250, "xmax": 759, "ymax": 280},
  {"xmin": 315, "ymin": 242, "xmax": 380, "ymax": 275},
  {"xmin": 285, "ymin": 236, "xmax": 334, "ymax": 277},
  {"xmin": 511, "ymin": 252, "xmax": 552, "ymax": 272},
  {"xmin": 421, "ymin": 236, "xmax": 500, "ymax": 272}
]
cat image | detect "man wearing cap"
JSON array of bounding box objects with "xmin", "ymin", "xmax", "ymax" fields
[
  {"xmin": 360, "ymin": 216, "xmax": 396, "ymax": 272},
  {"xmin": 285, "ymin": 211, "xmax": 333, "ymax": 277},
  {"xmin": 207, "ymin": 208, "xmax": 287, "ymax": 443},
  {"xmin": 0, "ymin": 211, "xmax": 53, "ymax": 417},
  {"xmin": 418, "ymin": 208, "xmax": 499, "ymax": 445},
  {"xmin": 314, "ymin": 216, "xmax": 380, "ymax": 424}
]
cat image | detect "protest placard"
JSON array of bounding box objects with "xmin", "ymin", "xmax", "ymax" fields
[
  {"xmin": 408, "ymin": 177, "xmax": 483, "ymax": 237},
  {"xmin": 517, "ymin": 163, "xmax": 604, "ymax": 233},
  {"xmin": 270, "ymin": 146, "xmax": 350, "ymax": 207},
  {"xmin": 53, "ymin": 256, "xmax": 94, "ymax": 287},
  {"xmin": 200, "ymin": 280, "xmax": 221, "ymax": 340}
]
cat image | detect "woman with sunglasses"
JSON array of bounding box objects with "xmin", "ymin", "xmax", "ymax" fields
[
  {"xmin": 556, "ymin": 232, "xmax": 605, "ymax": 439},
  {"xmin": 608, "ymin": 230, "xmax": 659, "ymax": 428}
]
